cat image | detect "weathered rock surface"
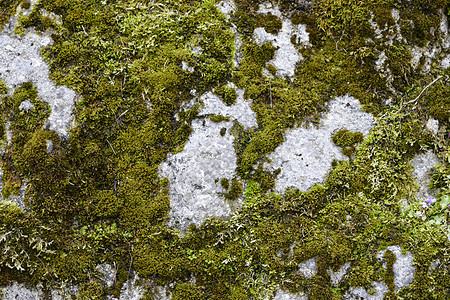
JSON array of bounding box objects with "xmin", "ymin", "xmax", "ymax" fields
[{"xmin": 266, "ymin": 95, "xmax": 374, "ymax": 193}]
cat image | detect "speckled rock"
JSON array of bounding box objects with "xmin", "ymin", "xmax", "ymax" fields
[
  {"xmin": 0, "ymin": 282, "xmax": 43, "ymax": 300},
  {"xmin": 377, "ymin": 246, "xmax": 415, "ymax": 291},
  {"xmin": 253, "ymin": 2, "xmax": 310, "ymax": 78},
  {"xmin": 297, "ymin": 257, "xmax": 317, "ymax": 279},
  {"xmin": 266, "ymin": 95, "xmax": 374, "ymax": 193},
  {"xmin": 410, "ymin": 151, "xmax": 441, "ymax": 200},
  {"xmin": 0, "ymin": 17, "xmax": 76, "ymax": 137}
]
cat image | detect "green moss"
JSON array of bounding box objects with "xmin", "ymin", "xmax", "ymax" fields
[
  {"xmin": 20, "ymin": 0, "xmax": 30, "ymax": 9},
  {"xmin": 220, "ymin": 178, "xmax": 229, "ymax": 189},
  {"xmin": 332, "ymin": 129, "xmax": 363, "ymax": 147},
  {"xmin": 0, "ymin": 0, "xmax": 21, "ymax": 29},
  {"xmin": 256, "ymin": 13, "xmax": 282, "ymax": 35},
  {"xmin": 172, "ymin": 282, "xmax": 205, "ymax": 300},
  {"xmin": 224, "ymin": 178, "xmax": 243, "ymax": 200},
  {"xmin": 77, "ymin": 281, "xmax": 104, "ymax": 300},
  {"xmin": 209, "ymin": 114, "xmax": 230, "ymax": 123},
  {"xmin": 215, "ymin": 85, "xmax": 237, "ymax": 106},
  {"xmin": 384, "ymin": 249, "xmax": 396, "ymax": 292},
  {"xmin": 220, "ymin": 127, "xmax": 227, "ymax": 136}
]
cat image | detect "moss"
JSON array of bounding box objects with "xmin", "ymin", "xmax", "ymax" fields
[
  {"xmin": 209, "ymin": 114, "xmax": 230, "ymax": 123},
  {"xmin": 215, "ymin": 85, "xmax": 237, "ymax": 106},
  {"xmin": 220, "ymin": 127, "xmax": 227, "ymax": 136},
  {"xmin": 0, "ymin": 0, "xmax": 21, "ymax": 29},
  {"xmin": 384, "ymin": 249, "xmax": 396, "ymax": 292},
  {"xmin": 20, "ymin": 0, "xmax": 30, "ymax": 9},
  {"xmin": 77, "ymin": 281, "xmax": 104, "ymax": 300},
  {"xmin": 332, "ymin": 129, "xmax": 363, "ymax": 147},
  {"xmin": 224, "ymin": 178, "xmax": 243, "ymax": 200},
  {"xmin": 256, "ymin": 12, "xmax": 282, "ymax": 35},
  {"xmin": 220, "ymin": 178, "xmax": 229, "ymax": 190}
]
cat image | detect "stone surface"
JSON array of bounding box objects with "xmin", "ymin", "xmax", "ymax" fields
[
  {"xmin": 199, "ymin": 84, "xmax": 257, "ymax": 129},
  {"xmin": 159, "ymin": 118, "xmax": 237, "ymax": 231},
  {"xmin": 344, "ymin": 281, "xmax": 389, "ymax": 300},
  {"xmin": 328, "ymin": 262, "xmax": 351, "ymax": 286},
  {"xmin": 410, "ymin": 151, "xmax": 441, "ymax": 200},
  {"xmin": 266, "ymin": 95, "xmax": 374, "ymax": 193},
  {"xmin": 377, "ymin": 246, "xmax": 415, "ymax": 291},
  {"xmin": 0, "ymin": 282, "xmax": 43, "ymax": 300},
  {"xmin": 160, "ymin": 86, "xmax": 257, "ymax": 231},
  {"xmin": 253, "ymin": 3, "xmax": 310, "ymax": 78},
  {"xmin": 272, "ymin": 289, "xmax": 308, "ymax": 300},
  {"xmin": 0, "ymin": 17, "xmax": 76, "ymax": 137},
  {"xmin": 297, "ymin": 257, "xmax": 317, "ymax": 279}
]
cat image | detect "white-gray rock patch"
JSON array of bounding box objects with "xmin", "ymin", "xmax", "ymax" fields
[
  {"xmin": 0, "ymin": 282, "xmax": 43, "ymax": 300},
  {"xmin": 253, "ymin": 3, "xmax": 309, "ymax": 78},
  {"xmin": 19, "ymin": 99, "xmax": 34, "ymax": 111},
  {"xmin": 272, "ymin": 289, "xmax": 308, "ymax": 300},
  {"xmin": 328, "ymin": 262, "xmax": 351, "ymax": 285},
  {"xmin": 410, "ymin": 151, "xmax": 440, "ymax": 200},
  {"xmin": 199, "ymin": 84, "xmax": 257, "ymax": 129},
  {"xmin": 344, "ymin": 281, "xmax": 389, "ymax": 300},
  {"xmin": 0, "ymin": 19, "xmax": 76, "ymax": 137},
  {"xmin": 377, "ymin": 246, "xmax": 415, "ymax": 291},
  {"xmin": 298, "ymin": 257, "xmax": 317, "ymax": 279},
  {"xmin": 159, "ymin": 119, "xmax": 237, "ymax": 231},
  {"xmin": 266, "ymin": 95, "xmax": 374, "ymax": 193}
]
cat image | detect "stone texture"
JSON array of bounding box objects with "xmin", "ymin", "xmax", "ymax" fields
[
  {"xmin": 272, "ymin": 289, "xmax": 308, "ymax": 300},
  {"xmin": 328, "ymin": 262, "xmax": 351, "ymax": 286},
  {"xmin": 266, "ymin": 95, "xmax": 374, "ymax": 193},
  {"xmin": 344, "ymin": 281, "xmax": 389, "ymax": 300},
  {"xmin": 298, "ymin": 257, "xmax": 317, "ymax": 279},
  {"xmin": 253, "ymin": 3, "xmax": 310, "ymax": 78},
  {"xmin": 0, "ymin": 282, "xmax": 43, "ymax": 300},
  {"xmin": 410, "ymin": 151, "xmax": 441, "ymax": 200},
  {"xmin": 0, "ymin": 16, "xmax": 76, "ymax": 138},
  {"xmin": 377, "ymin": 246, "xmax": 415, "ymax": 291}
]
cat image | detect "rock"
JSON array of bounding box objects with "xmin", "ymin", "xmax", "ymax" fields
[
  {"xmin": 0, "ymin": 17, "xmax": 76, "ymax": 137},
  {"xmin": 266, "ymin": 95, "xmax": 374, "ymax": 193},
  {"xmin": 159, "ymin": 118, "xmax": 238, "ymax": 231},
  {"xmin": 410, "ymin": 151, "xmax": 440, "ymax": 200},
  {"xmin": 328, "ymin": 262, "xmax": 351, "ymax": 286},
  {"xmin": 344, "ymin": 281, "xmax": 389, "ymax": 300},
  {"xmin": 377, "ymin": 246, "xmax": 415, "ymax": 291},
  {"xmin": 298, "ymin": 257, "xmax": 317, "ymax": 279},
  {"xmin": 253, "ymin": 2, "xmax": 310, "ymax": 78},
  {"xmin": 272, "ymin": 289, "xmax": 308, "ymax": 300},
  {"xmin": 0, "ymin": 282, "xmax": 43, "ymax": 300}
]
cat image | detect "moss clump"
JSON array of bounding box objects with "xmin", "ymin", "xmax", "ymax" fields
[
  {"xmin": 256, "ymin": 12, "xmax": 282, "ymax": 35},
  {"xmin": 0, "ymin": 0, "xmax": 21, "ymax": 29},
  {"xmin": 220, "ymin": 127, "xmax": 227, "ymax": 136},
  {"xmin": 224, "ymin": 178, "xmax": 243, "ymax": 200},
  {"xmin": 331, "ymin": 129, "xmax": 363, "ymax": 157},
  {"xmin": 215, "ymin": 85, "xmax": 237, "ymax": 106},
  {"xmin": 384, "ymin": 249, "xmax": 396, "ymax": 292},
  {"xmin": 332, "ymin": 129, "xmax": 363, "ymax": 147},
  {"xmin": 20, "ymin": 0, "xmax": 30, "ymax": 9},
  {"xmin": 77, "ymin": 281, "xmax": 104, "ymax": 300},
  {"xmin": 220, "ymin": 177, "xmax": 229, "ymax": 189},
  {"xmin": 209, "ymin": 114, "xmax": 230, "ymax": 123}
]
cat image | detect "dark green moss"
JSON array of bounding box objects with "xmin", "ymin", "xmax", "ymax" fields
[
  {"xmin": 215, "ymin": 85, "xmax": 237, "ymax": 106},
  {"xmin": 224, "ymin": 178, "xmax": 243, "ymax": 200},
  {"xmin": 220, "ymin": 178, "xmax": 229, "ymax": 190},
  {"xmin": 209, "ymin": 114, "xmax": 230, "ymax": 123},
  {"xmin": 384, "ymin": 249, "xmax": 396, "ymax": 292}
]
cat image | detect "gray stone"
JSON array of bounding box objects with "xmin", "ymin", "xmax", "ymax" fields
[
  {"xmin": 272, "ymin": 289, "xmax": 308, "ymax": 300},
  {"xmin": 159, "ymin": 119, "xmax": 238, "ymax": 231},
  {"xmin": 0, "ymin": 282, "xmax": 43, "ymax": 300},
  {"xmin": 119, "ymin": 273, "xmax": 144, "ymax": 300},
  {"xmin": 199, "ymin": 85, "xmax": 257, "ymax": 129},
  {"xmin": 19, "ymin": 99, "xmax": 34, "ymax": 111},
  {"xmin": 217, "ymin": 0, "xmax": 236, "ymax": 18},
  {"xmin": 426, "ymin": 118, "xmax": 439, "ymax": 135},
  {"xmin": 0, "ymin": 17, "xmax": 76, "ymax": 137},
  {"xmin": 266, "ymin": 95, "xmax": 374, "ymax": 193},
  {"xmin": 410, "ymin": 151, "xmax": 440, "ymax": 201},
  {"xmin": 96, "ymin": 263, "xmax": 116, "ymax": 288},
  {"xmin": 298, "ymin": 257, "xmax": 317, "ymax": 279},
  {"xmin": 253, "ymin": 3, "xmax": 310, "ymax": 78},
  {"xmin": 344, "ymin": 281, "xmax": 389, "ymax": 300},
  {"xmin": 377, "ymin": 246, "xmax": 415, "ymax": 291},
  {"xmin": 328, "ymin": 262, "xmax": 351, "ymax": 286}
]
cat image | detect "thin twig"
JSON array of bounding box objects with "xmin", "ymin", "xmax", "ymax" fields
[
  {"xmin": 404, "ymin": 75, "xmax": 445, "ymax": 106},
  {"xmin": 397, "ymin": 75, "xmax": 447, "ymax": 113},
  {"xmin": 106, "ymin": 139, "xmax": 116, "ymax": 155}
]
